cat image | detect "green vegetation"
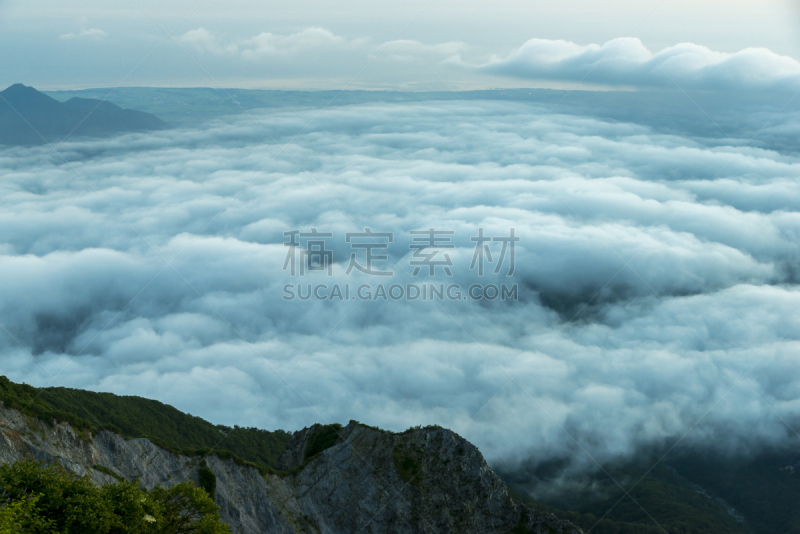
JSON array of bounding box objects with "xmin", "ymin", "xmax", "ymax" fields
[
  {"xmin": 2, "ymin": 375, "xmax": 794, "ymax": 533},
  {"xmin": 0, "ymin": 494, "xmax": 51, "ymax": 534},
  {"xmin": 347, "ymin": 420, "xmax": 388, "ymax": 433},
  {"xmin": 401, "ymin": 424, "xmax": 445, "ymax": 435},
  {"xmin": 303, "ymin": 424, "xmax": 342, "ymax": 461},
  {"xmin": 393, "ymin": 443, "xmax": 422, "ymax": 488},
  {"xmin": 197, "ymin": 465, "xmax": 216, "ymax": 499},
  {"xmin": 0, "ymin": 460, "xmax": 229, "ymax": 533},
  {"xmin": 269, "ymin": 424, "xmax": 345, "ymax": 477},
  {"xmin": 0, "ymin": 376, "xmax": 291, "ymax": 472}
]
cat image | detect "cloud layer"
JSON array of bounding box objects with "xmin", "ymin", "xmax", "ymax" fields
[
  {"xmin": 477, "ymin": 37, "xmax": 800, "ymax": 93},
  {"xmin": 174, "ymin": 28, "xmax": 800, "ymax": 94},
  {"xmin": 1, "ymin": 92, "xmax": 799, "ymax": 476},
  {"xmin": 60, "ymin": 28, "xmax": 107, "ymax": 41},
  {"xmin": 174, "ymin": 27, "xmax": 467, "ymax": 88}
]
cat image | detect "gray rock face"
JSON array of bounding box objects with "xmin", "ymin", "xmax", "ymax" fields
[{"xmin": 0, "ymin": 408, "xmax": 580, "ymax": 534}]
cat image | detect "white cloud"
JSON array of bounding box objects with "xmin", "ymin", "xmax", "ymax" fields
[
  {"xmin": 475, "ymin": 37, "xmax": 800, "ymax": 92},
  {"xmin": 372, "ymin": 39, "xmax": 467, "ymax": 63},
  {"xmin": 241, "ymin": 27, "xmax": 368, "ymax": 59},
  {"xmin": 172, "ymin": 30, "xmax": 800, "ymax": 93},
  {"xmin": 60, "ymin": 28, "xmax": 107, "ymax": 40},
  {"xmin": 178, "ymin": 26, "xmax": 464, "ymax": 70},
  {"xmin": 177, "ymin": 27, "xmax": 368, "ymax": 60},
  {"xmin": 178, "ymin": 28, "xmax": 238, "ymax": 56}
]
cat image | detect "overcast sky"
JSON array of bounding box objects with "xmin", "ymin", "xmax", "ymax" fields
[{"xmin": 1, "ymin": 0, "xmax": 799, "ymax": 89}]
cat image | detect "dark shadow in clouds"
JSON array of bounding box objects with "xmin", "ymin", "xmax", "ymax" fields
[{"xmin": 31, "ymin": 309, "xmax": 93, "ymax": 356}]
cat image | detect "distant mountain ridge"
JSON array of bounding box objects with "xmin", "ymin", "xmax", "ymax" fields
[{"xmin": 0, "ymin": 84, "xmax": 166, "ymax": 145}]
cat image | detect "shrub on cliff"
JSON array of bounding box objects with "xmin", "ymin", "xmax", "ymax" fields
[{"xmin": 0, "ymin": 460, "xmax": 229, "ymax": 534}]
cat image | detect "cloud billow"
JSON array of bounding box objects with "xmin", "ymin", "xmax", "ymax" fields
[
  {"xmin": 0, "ymin": 94, "xmax": 799, "ymax": 476},
  {"xmin": 476, "ymin": 37, "xmax": 800, "ymax": 93}
]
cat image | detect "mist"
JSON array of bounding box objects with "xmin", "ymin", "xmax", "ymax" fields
[{"xmin": 2, "ymin": 81, "xmax": 800, "ymax": 478}]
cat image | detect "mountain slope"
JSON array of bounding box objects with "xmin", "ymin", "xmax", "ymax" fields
[
  {"xmin": 666, "ymin": 451, "xmax": 800, "ymax": 534},
  {"xmin": 505, "ymin": 467, "xmax": 749, "ymax": 534},
  {"xmin": 0, "ymin": 376, "xmax": 290, "ymax": 471},
  {"xmin": 499, "ymin": 449, "xmax": 800, "ymax": 534},
  {"xmin": 0, "ymin": 404, "xmax": 582, "ymax": 534},
  {"xmin": 0, "ymin": 84, "xmax": 166, "ymax": 145},
  {"xmin": 2, "ymin": 376, "xmax": 790, "ymax": 533}
]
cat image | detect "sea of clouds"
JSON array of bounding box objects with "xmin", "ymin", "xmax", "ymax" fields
[{"xmin": 2, "ymin": 61, "xmax": 800, "ymax": 476}]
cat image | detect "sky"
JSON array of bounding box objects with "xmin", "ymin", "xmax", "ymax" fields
[
  {"xmin": 0, "ymin": 0, "xmax": 799, "ymax": 89},
  {"xmin": 2, "ymin": 0, "xmax": 800, "ymax": 484}
]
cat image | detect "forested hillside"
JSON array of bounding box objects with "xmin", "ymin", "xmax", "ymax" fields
[
  {"xmin": 0, "ymin": 376, "xmax": 290, "ymax": 471},
  {"xmin": 2, "ymin": 375, "xmax": 797, "ymax": 534}
]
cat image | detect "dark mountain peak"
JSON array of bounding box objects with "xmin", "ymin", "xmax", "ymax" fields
[
  {"xmin": 2, "ymin": 83, "xmax": 37, "ymax": 95},
  {"xmin": 0, "ymin": 84, "xmax": 166, "ymax": 146},
  {"xmin": 0, "ymin": 83, "xmax": 56, "ymax": 102},
  {"xmin": 0, "ymin": 83, "xmax": 59, "ymax": 107}
]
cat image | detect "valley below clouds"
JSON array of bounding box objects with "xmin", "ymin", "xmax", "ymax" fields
[{"xmin": 1, "ymin": 92, "xmax": 799, "ymax": 477}]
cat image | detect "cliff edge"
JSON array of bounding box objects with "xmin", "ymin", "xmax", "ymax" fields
[{"xmin": 0, "ymin": 407, "xmax": 580, "ymax": 534}]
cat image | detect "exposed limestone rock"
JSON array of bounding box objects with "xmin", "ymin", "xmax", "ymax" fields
[{"xmin": 0, "ymin": 407, "xmax": 581, "ymax": 534}]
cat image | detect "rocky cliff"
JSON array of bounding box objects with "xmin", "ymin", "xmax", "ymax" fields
[{"xmin": 0, "ymin": 407, "xmax": 580, "ymax": 534}]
